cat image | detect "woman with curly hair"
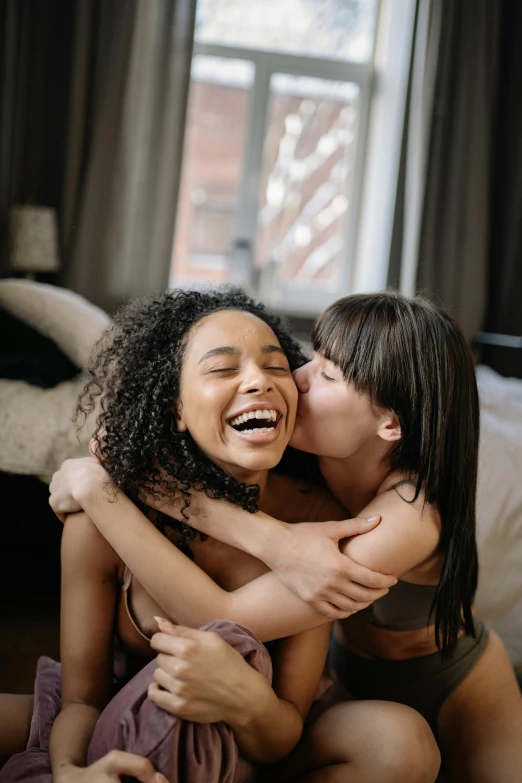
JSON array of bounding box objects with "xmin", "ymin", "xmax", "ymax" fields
[
  {"xmin": 49, "ymin": 291, "xmax": 522, "ymax": 781},
  {"xmin": 0, "ymin": 289, "xmax": 437, "ymax": 783}
]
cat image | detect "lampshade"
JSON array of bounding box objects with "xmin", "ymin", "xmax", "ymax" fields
[{"xmin": 9, "ymin": 206, "xmax": 60, "ymax": 273}]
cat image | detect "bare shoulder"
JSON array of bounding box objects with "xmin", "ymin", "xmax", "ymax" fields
[
  {"xmin": 377, "ymin": 470, "xmax": 440, "ymax": 525},
  {"xmin": 340, "ymin": 475, "xmax": 441, "ymax": 578},
  {"xmin": 268, "ymin": 473, "xmax": 346, "ymax": 524}
]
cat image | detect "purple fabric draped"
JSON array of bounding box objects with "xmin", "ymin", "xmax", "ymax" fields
[{"xmin": 0, "ymin": 620, "xmax": 272, "ymax": 783}]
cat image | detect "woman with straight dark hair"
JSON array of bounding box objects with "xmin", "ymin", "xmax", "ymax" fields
[{"xmin": 50, "ymin": 292, "xmax": 522, "ymax": 781}]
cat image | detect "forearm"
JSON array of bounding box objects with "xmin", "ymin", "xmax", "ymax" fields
[
  {"xmin": 143, "ymin": 489, "xmax": 290, "ymax": 564},
  {"xmin": 75, "ymin": 482, "xmax": 235, "ymax": 627},
  {"xmin": 75, "ymin": 482, "xmax": 325, "ymax": 641},
  {"xmin": 49, "ymin": 702, "xmax": 100, "ymax": 779},
  {"xmin": 227, "ymin": 672, "xmax": 303, "ymax": 763}
]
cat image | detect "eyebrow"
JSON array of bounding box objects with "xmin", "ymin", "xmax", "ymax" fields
[{"xmin": 198, "ymin": 344, "xmax": 285, "ymax": 364}]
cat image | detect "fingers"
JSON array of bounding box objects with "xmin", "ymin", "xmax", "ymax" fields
[
  {"xmin": 153, "ymin": 664, "xmax": 179, "ymax": 691},
  {"xmin": 325, "ymin": 515, "xmax": 382, "ymax": 540},
  {"xmin": 329, "ymin": 585, "xmax": 389, "ymax": 611},
  {"xmin": 48, "ymin": 496, "xmax": 82, "ymax": 520},
  {"xmin": 154, "ymin": 616, "xmax": 179, "ymax": 635},
  {"xmin": 148, "ymin": 681, "xmax": 185, "ymax": 716},
  {"xmin": 312, "ymin": 601, "xmax": 353, "ymax": 621},
  {"xmin": 150, "ymin": 632, "xmax": 191, "ymax": 656},
  {"xmin": 151, "ymin": 620, "xmax": 213, "ymax": 655},
  {"xmin": 155, "ymin": 652, "xmax": 190, "ymax": 679},
  {"xmin": 343, "ymin": 560, "xmax": 397, "ymax": 590},
  {"xmin": 102, "ymin": 749, "xmax": 168, "ymax": 783}
]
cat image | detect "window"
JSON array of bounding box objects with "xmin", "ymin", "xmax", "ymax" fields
[{"xmin": 171, "ymin": 0, "xmax": 416, "ymax": 315}]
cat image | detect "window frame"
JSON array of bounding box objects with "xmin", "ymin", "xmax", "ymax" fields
[{"xmin": 172, "ymin": 0, "xmax": 417, "ymax": 316}]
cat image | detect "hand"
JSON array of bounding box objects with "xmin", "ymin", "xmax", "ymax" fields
[
  {"xmin": 56, "ymin": 752, "xmax": 168, "ymax": 783},
  {"xmin": 265, "ymin": 517, "xmax": 398, "ymax": 619},
  {"xmin": 148, "ymin": 619, "xmax": 265, "ymax": 725},
  {"xmin": 49, "ymin": 456, "xmax": 110, "ymax": 523}
]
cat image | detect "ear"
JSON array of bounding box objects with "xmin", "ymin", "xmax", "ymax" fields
[
  {"xmin": 175, "ymin": 399, "xmax": 188, "ymax": 433},
  {"xmin": 377, "ymin": 411, "xmax": 401, "ymax": 443}
]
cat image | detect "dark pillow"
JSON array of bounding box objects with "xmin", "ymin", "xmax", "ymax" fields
[{"xmin": 0, "ymin": 306, "xmax": 78, "ymax": 388}]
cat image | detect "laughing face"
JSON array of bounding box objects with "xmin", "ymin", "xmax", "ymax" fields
[{"xmin": 176, "ymin": 309, "xmax": 298, "ymax": 483}]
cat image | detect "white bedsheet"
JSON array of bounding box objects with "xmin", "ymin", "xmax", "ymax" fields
[{"xmin": 475, "ymin": 365, "xmax": 522, "ymax": 667}]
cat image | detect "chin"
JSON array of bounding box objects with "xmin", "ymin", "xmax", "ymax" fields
[{"xmin": 233, "ymin": 448, "xmax": 285, "ymax": 474}]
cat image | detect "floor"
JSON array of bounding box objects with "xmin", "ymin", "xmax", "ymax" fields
[
  {"xmin": 0, "ymin": 474, "xmax": 62, "ymax": 694},
  {"xmin": 0, "ymin": 578, "xmax": 60, "ymax": 694}
]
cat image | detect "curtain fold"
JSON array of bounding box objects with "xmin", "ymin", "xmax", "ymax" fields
[
  {"xmin": 392, "ymin": 0, "xmax": 501, "ymax": 341},
  {"xmin": 486, "ymin": 0, "xmax": 522, "ymax": 338},
  {"xmin": 63, "ymin": 0, "xmax": 197, "ymax": 312},
  {"xmin": 0, "ymin": 0, "xmax": 75, "ymax": 272}
]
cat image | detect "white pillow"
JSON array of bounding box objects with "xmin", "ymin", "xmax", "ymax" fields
[
  {"xmin": 0, "ymin": 279, "xmax": 110, "ymax": 368},
  {"xmin": 0, "ymin": 376, "xmax": 97, "ymax": 483},
  {"xmin": 475, "ymin": 365, "xmax": 522, "ymax": 667}
]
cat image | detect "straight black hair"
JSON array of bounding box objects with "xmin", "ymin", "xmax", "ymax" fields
[{"xmin": 312, "ymin": 291, "xmax": 479, "ymax": 655}]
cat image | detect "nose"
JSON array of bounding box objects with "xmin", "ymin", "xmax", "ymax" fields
[
  {"xmin": 239, "ymin": 364, "xmax": 273, "ymax": 394},
  {"xmin": 293, "ymin": 363, "xmax": 310, "ymax": 393}
]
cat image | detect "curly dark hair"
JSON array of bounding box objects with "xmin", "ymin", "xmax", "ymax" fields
[{"xmin": 77, "ymin": 288, "xmax": 307, "ymax": 550}]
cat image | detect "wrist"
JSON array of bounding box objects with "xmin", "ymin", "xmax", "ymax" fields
[
  {"xmin": 250, "ymin": 515, "xmax": 291, "ymax": 565},
  {"xmin": 223, "ymin": 666, "xmax": 275, "ymax": 730},
  {"xmin": 54, "ymin": 762, "xmax": 81, "ymax": 783},
  {"xmin": 73, "ymin": 470, "xmax": 110, "ymax": 507}
]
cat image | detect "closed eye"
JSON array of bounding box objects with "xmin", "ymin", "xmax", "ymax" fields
[
  {"xmin": 320, "ymin": 371, "xmax": 336, "ymax": 382},
  {"xmin": 207, "ymin": 366, "xmax": 238, "ymax": 374},
  {"xmin": 266, "ymin": 365, "xmax": 290, "ymax": 372}
]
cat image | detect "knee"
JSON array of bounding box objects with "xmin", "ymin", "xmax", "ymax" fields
[
  {"xmin": 305, "ymin": 701, "xmax": 440, "ymax": 783},
  {"xmin": 374, "ymin": 703, "xmax": 441, "ymax": 783}
]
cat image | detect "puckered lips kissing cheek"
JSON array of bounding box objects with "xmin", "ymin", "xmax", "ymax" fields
[{"xmin": 226, "ymin": 403, "xmax": 284, "ymax": 445}]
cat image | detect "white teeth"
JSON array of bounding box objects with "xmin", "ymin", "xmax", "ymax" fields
[{"xmin": 229, "ymin": 409, "xmax": 278, "ymax": 426}]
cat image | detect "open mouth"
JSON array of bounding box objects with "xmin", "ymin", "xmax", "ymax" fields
[{"xmin": 228, "ymin": 408, "xmax": 281, "ymax": 434}]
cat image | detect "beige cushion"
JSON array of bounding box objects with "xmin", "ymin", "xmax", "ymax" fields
[
  {"xmin": 0, "ymin": 280, "xmax": 108, "ymax": 482},
  {"xmin": 0, "ymin": 376, "xmax": 97, "ymax": 483}
]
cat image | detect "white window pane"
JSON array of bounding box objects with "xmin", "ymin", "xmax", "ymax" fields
[
  {"xmin": 256, "ymin": 74, "xmax": 360, "ymax": 290},
  {"xmin": 196, "ymin": 0, "xmax": 378, "ymax": 63},
  {"xmin": 171, "ymin": 56, "xmax": 254, "ymax": 286}
]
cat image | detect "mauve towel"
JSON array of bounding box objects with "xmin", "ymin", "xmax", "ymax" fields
[{"xmin": 0, "ymin": 620, "xmax": 272, "ymax": 783}]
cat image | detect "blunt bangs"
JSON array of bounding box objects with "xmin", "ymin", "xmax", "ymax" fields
[{"xmin": 311, "ymin": 293, "xmax": 412, "ymax": 411}]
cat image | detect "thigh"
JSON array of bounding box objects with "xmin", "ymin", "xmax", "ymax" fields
[
  {"xmin": 0, "ymin": 694, "xmax": 33, "ymax": 763},
  {"xmin": 437, "ymin": 631, "xmax": 522, "ymax": 783}
]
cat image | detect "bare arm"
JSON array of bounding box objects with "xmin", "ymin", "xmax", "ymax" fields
[
  {"xmin": 49, "ymin": 512, "xmax": 118, "ymax": 780},
  {"xmin": 50, "ymin": 458, "xmax": 397, "ymax": 619},
  {"xmin": 140, "ymin": 483, "xmax": 398, "ymax": 611},
  {"xmin": 339, "ymin": 486, "xmax": 441, "ymax": 577},
  {"xmin": 74, "ymin": 480, "xmax": 327, "ymax": 641}
]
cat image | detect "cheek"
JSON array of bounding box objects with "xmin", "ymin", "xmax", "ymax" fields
[
  {"xmin": 286, "ymin": 381, "xmax": 298, "ymax": 417},
  {"xmin": 307, "ymin": 386, "xmax": 343, "ymax": 421},
  {"xmin": 179, "ymin": 385, "xmax": 225, "ymax": 434}
]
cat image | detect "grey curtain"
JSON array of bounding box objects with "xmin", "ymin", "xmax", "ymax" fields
[
  {"xmin": 62, "ymin": 0, "xmax": 197, "ymax": 312},
  {"xmin": 0, "ymin": 0, "xmax": 75, "ymax": 271},
  {"xmin": 485, "ymin": 1, "xmax": 522, "ymax": 338},
  {"xmin": 392, "ymin": 0, "xmax": 501, "ymax": 341}
]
